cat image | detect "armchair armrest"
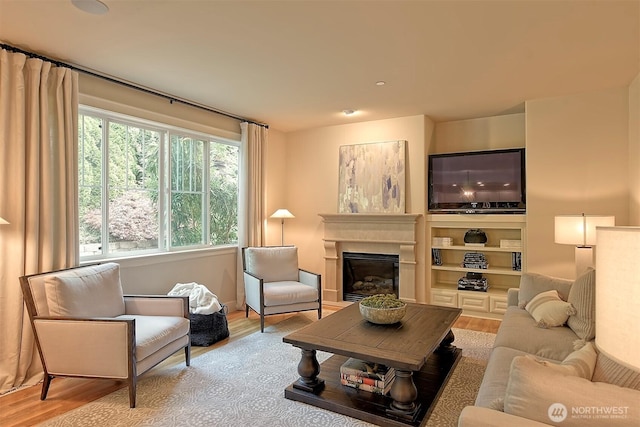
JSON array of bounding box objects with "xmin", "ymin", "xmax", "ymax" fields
[
  {"xmin": 33, "ymin": 317, "xmax": 134, "ymax": 378},
  {"xmin": 124, "ymin": 295, "xmax": 189, "ymax": 318},
  {"xmin": 507, "ymin": 288, "xmax": 519, "ymax": 307},
  {"xmin": 298, "ymin": 269, "xmax": 320, "ymax": 289},
  {"xmin": 243, "ymin": 271, "xmax": 263, "ymax": 310}
]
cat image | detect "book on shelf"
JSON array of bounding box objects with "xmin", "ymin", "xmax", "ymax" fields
[
  {"xmin": 340, "ymin": 371, "xmax": 395, "ymax": 389},
  {"xmin": 512, "ymin": 252, "xmax": 522, "ymax": 271},
  {"xmin": 432, "ymin": 248, "xmax": 443, "ymax": 266},
  {"xmin": 464, "ymin": 242, "xmax": 485, "ymax": 247}
]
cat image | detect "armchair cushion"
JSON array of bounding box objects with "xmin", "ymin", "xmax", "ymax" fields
[
  {"xmin": 45, "ymin": 263, "xmax": 125, "ymax": 317},
  {"xmin": 263, "ymin": 281, "xmax": 319, "ymax": 306},
  {"xmin": 244, "ymin": 246, "xmax": 299, "ymax": 282},
  {"xmin": 116, "ymin": 315, "xmax": 190, "ymax": 360}
]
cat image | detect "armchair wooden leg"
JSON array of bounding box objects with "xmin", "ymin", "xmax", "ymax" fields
[
  {"xmin": 245, "ymin": 304, "xmax": 249, "ymax": 317},
  {"xmin": 40, "ymin": 374, "xmax": 53, "ymax": 400},
  {"xmin": 185, "ymin": 345, "xmax": 191, "ymax": 366},
  {"xmin": 318, "ymin": 307, "xmax": 322, "ymax": 320},
  {"xmin": 128, "ymin": 377, "xmax": 137, "ymax": 408},
  {"xmin": 260, "ymin": 315, "xmax": 265, "ymax": 333}
]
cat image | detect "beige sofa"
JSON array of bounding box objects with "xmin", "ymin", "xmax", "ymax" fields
[{"xmin": 459, "ymin": 270, "xmax": 640, "ymax": 426}]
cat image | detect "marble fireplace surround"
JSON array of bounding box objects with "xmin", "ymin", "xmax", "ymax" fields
[{"xmin": 319, "ymin": 213, "xmax": 421, "ymax": 304}]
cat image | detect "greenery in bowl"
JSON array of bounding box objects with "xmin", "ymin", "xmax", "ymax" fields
[{"xmin": 360, "ymin": 294, "xmax": 406, "ymax": 309}]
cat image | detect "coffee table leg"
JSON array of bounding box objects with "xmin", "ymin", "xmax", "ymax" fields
[
  {"xmin": 387, "ymin": 370, "xmax": 421, "ymax": 420},
  {"xmin": 292, "ymin": 348, "xmax": 325, "ymax": 393},
  {"xmin": 437, "ymin": 329, "xmax": 456, "ymax": 353}
]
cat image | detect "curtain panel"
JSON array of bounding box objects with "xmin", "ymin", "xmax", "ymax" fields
[
  {"xmin": 236, "ymin": 122, "xmax": 267, "ymax": 309},
  {"xmin": 0, "ymin": 49, "xmax": 79, "ymax": 393}
]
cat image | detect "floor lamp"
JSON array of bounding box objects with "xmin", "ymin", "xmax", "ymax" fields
[
  {"xmin": 554, "ymin": 213, "xmax": 615, "ymax": 278},
  {"xmin": 270, "ymin": 209, "xmax": 294, "ymax": 245}
]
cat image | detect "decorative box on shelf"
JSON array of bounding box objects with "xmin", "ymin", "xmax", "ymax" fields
[
  {"xmin": 500, "ymin": 239, "xmax": 522, "ymax": 249},
  {"xmin": 432, "ymin": 237, "xmax": 453, "ymax": 246}
]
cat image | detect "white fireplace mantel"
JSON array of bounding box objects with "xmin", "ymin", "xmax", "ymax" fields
[{"xmin": 318, "ymin": 213, "xmax": 421, "ymax": 303}]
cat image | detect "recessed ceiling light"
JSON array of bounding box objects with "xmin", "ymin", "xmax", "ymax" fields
[
  {"xmin": 71, "ymin": 0, "xmax": 109, "ymax": 15},
  {"xmin": 375, "ymin": 81, "xmax": 386, "ymax": 86},
  {"xmin": 342, "ymin": 109, "xmax": 356, "ymax": 116}
]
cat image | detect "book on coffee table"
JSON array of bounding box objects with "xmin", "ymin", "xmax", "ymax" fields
[{"xmin": 339, "ymin": 358, "xmax": 395, "ymax": 395}]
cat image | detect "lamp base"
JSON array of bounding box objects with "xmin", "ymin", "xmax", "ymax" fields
[{"xmin": 575, "ymin": 246, "xmax": 594, "ymax": 278}]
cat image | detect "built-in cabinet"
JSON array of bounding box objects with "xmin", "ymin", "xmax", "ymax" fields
[{"xmin": 427, "ymin": 214, "xmax": 526, "ymax": 319}]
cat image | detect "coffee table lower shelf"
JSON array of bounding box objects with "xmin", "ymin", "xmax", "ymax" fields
[{"xmin": 284, "ymin": 348, "xmax": 462, "ymax": 427}]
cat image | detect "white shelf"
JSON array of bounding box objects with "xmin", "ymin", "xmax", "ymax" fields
[{"xmin": 427, "ymin": 214, "xmax": 526, "ymax": 319}]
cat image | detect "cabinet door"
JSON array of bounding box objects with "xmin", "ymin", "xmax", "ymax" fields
[
  {"xmin": 490, "ymin": 295, "xmax": 508, "ymax": 314},
  {"xmin": 431, "ymin": 289, "xmax": 458, "ymax": 308},
  {"xmin": 459, "ymin": 292, "xmax": 490, "ymax": 312}
]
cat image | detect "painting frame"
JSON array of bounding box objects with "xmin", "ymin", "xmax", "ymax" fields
[{"xmin": 338, "ymin": 140, "xmax": 406, "ymax": 214}]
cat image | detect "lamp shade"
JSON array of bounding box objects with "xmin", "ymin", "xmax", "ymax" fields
[
  {"xmin": 270, "ymin": 209, "xmax": 295, "ymax": 219},
  {"xmin": 554, "ymin": 214, "xmax": 615, "ymax": 246},
  {"xmin": 0, "ymin": 216, "xmax": 8, "ymax": 225},
  {"xmin": 595, "ymin": 226, "xmax": 640, "ymax": 370}
]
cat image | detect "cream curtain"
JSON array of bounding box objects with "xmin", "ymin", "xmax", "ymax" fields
[
  {"xmin": 236, "ymin": 121, "xmax": 267, "ymax": 309},
  {"xmin": 0, "ymin": 49, "xmax": 79, "ymax": 393}
]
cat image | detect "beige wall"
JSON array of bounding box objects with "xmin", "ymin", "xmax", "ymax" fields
[
  {"xmin": 526, "ymin": 86, "xmax": 630, "ymax": 279},
  {"xmin": 630, "ymin": 73, "xmax": 640, "ymax": 225},
  {"xmin": 433, "ymin": 113, "xmax": 526, "ymax": 153},
  {"xmin": 278, "ymin": 115, "xmax": 433, "ymax": 303}
]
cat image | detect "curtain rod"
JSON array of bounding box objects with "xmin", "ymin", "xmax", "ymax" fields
[{"xmin": 0, "ymin": 42, "xmax": 269, "ymax": 129}]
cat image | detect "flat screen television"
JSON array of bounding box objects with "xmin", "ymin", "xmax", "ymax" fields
[{"xmin": 428, "ymin": 148, "xmax": 526, "ymax": 214}]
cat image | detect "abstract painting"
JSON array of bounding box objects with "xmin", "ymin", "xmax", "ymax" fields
[{"xmin": 338, "ymin": 140, "xmax": 406, "ymax": 213}]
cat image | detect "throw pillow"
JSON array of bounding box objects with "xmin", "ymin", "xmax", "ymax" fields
[
  {"xmin": 45, "ymin": 263, "xmax": 125, "ymax": 317},
  {"xmin": 525, "ymin": 341, "xmax": 597, "ymax": 379},
  {"xmin": 504, "ymin": 356, "xmax": 640, "ymax": 426},
  {"xmin": 566, "ymin": 268, "xmax": 596, "ymax": 341},
  {"xmin": 525, "ymin": 289, "xmax": 574, "ymax": 328}
]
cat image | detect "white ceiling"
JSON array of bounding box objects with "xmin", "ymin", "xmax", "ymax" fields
[{"xmin": 1, "ymin": 0, "xmax": 638, "ymax": 132}]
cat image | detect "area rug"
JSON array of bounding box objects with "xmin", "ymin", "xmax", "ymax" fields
[{"xmin": 38, "ymin": 316, "xmax": 494, "ymax": 427}]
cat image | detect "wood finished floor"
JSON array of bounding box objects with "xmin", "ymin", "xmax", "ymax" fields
[{"xmin": 0, "ymin": 306, "xmax": 500, "ymax": 427}]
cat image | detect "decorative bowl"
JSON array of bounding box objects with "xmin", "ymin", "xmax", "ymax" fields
[{"xmin": 359, "ymin": 294, "xmax": 407, "ymax": 324}]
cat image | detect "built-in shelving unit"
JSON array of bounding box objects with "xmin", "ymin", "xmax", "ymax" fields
[{"xmin": 427, "ymin": 214, "xmax": 526, "ymax": 319}]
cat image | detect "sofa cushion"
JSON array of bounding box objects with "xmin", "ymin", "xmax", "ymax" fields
[
  {"xmin": 475, "ymin": 346, "xmax": 536, "ymax": 407},
  {"xmin": 518, "ymin": 272, "xmax": 573, "ymax": 307},
  {"xmin": 116, "ymin": 315, "xmax": 190, "ymax": 361},
  {"xmin": 526, "ymin": 341, "xmax": 597, "ymax": 379},
  {"xmin": 566, "ymin": 268, "xmax": 596, "ymax": 341},
  {"xmin": 493, "ymin": 307, "xmax": 578, "ymax": 360},
  {"xmin": 503, "ymin": 356, "xmax": 640, "ymax": 426},
  {"xmin": 525, "ymin": 290, "xmax": 574, "ymax": 328},
  {"xmin": 244, "ymin": 246, "xmax": 299, "ymax": 282},
  {"xmin": 45, "ymin": 263, "xmax": 125, "ymax": 317},
  {"xmin": 263, "ymin": 281, "xmax": 318, "ymax": 306}
]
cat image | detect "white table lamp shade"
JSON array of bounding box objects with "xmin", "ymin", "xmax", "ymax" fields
[
  {"xmin": 554, "ymin": 214, "xmax": 615, "ymax": 246},
  {"xmin": 595, "ymin": 226, "xmax": 640, "ymax": 371}
]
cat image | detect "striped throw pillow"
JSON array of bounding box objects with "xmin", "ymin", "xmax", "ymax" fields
[
  {"xmin": 567, "ymin": 268, "xmax": 596, "ymax": 341},
  {"xmin": 525, "ymin": 289, "xmax": 574, "ymax": 328}
]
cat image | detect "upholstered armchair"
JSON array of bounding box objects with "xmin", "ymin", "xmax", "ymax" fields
[
  {"xmin": 242, "ymin": 246, "xmax": 321, "ymax": 332},
  {"xmin": 20, "ymin": 262, "xmax": 191, "ymax": 408}
]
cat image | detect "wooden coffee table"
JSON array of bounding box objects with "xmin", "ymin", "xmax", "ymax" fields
[{"xmin": 283, "ymin": 302, "xmax": 462, "ymax": 426}]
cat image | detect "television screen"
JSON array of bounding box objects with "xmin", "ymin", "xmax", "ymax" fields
[{"xmin": 428, "ymin": 148, "xmax": 526, "ymax": 213}]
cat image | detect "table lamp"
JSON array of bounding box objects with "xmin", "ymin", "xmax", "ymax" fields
[
  {"xmin": 270, "ymin": 209, "xmax": 294, "ymax": 245},
  {"xmin": 554, "ymin": 213, "xmax": 614, "ymax": 277}
]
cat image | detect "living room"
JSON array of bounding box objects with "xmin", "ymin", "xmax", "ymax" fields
[{"xmin": 1, "ymin": 0, "xmax": 639, "ymax": 426}]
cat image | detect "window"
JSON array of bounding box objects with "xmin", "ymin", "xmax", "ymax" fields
[{"xmin": 78, "ymin": 107, "xmax": 239, "ymax": 259}]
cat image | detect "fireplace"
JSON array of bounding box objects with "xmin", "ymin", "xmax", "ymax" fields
[
  {"xmin": 319, "ymin": 213, "xmax": 421, "ymax": 303},
  {"xmin": 342, "ymin": 252, "xmax": 399, "ymax": 302}
]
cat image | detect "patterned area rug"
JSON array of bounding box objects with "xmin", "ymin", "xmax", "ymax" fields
[{"xmin": 38, "ymin": 316, "xmax": 494, "ymax": 427}]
